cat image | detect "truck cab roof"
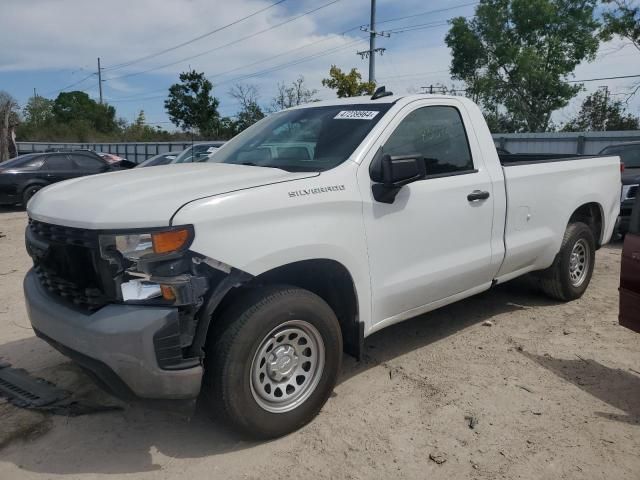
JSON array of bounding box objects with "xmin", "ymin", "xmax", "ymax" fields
[{"xmin": 287, "ymin": 94, "xmax": 467, "ymax": 110}]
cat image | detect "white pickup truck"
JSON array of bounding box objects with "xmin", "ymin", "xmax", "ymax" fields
[{"xmin": 24, "ymin": 93, "xmax": 620, "ymax": 438}]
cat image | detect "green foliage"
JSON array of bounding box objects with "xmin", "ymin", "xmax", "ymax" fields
[
  {"xmin": 17, "ymin": 93, "xmax": 185, "ymax": 142},
  {"xmin": 321, "ymin": 65, "xmax": 376, "ymax": 98},
  {"xmin": 562, "ymin": 89, "xmax": 640, "ymax": 131},
  {"xmin": 23, "ymin": 96, "xmax": 54, "ymax": 126},
  {"xmin": 165, "ymin": 70, "xmax": 220, "ymax": 137},
  {"xmin": 601, "ymin": 0, "xmax": 640, "ymax": 51},
  {"xmin": 52, "ymin": 91, "xmax": 118, "ymax": 133},
  {"xmin": 445, "ymin": 0, "xmax": 600, "ymax": 132}
]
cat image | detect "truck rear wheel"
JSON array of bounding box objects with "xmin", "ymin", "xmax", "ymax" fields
[
  {"xmin": 539, "ymin": 222, "xmax": 595, "ymax": 301},
  {"xmin": 203, "ymin": 286, "xmax": 342, "ymax": 439}
]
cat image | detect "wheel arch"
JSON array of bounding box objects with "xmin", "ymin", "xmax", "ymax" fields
[
  {"xmin": 20, "ymin": 180, "xmax": 49, "ymax": 202},
  {"xmin": 206, "ymin": 259, "xmax": 363, "ymax": 360},
  {"xmin": 567, "ymin": 202, "xmax": 604, "ymax": 247}
]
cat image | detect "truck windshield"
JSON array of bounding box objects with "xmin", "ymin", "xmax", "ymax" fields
[{"xmin": 208, "ymin": 104, "xmax": 393, "ymax": 172}]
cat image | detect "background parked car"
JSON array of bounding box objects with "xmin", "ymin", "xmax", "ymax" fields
[
  {"xmin": 0, "ymin": 151, "xmax": 131, "ymax": 206},
  {"xmin": 599, "ymin": 142, "xmax": 640, "ymax": 235},
  {"xmin": 96, "ymin": 152, "xmax": 128, "ymax": 164},
  {"xmin": 619, "ymin": 193, "xmax": 640, "ymax": 333},
  {"xmin": 170, "ymin": 142, "xmax": 225, "ymax": 164},
  {"xmin": 136, "ymin": 151, "xmax": 182, "ymax": 168}
]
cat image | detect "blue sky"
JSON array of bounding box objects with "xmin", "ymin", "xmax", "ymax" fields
[{"xmin": 1, "ymin": 0, "xmax": 639, "ymax": 130}]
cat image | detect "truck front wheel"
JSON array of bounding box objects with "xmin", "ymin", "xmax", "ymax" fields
[
  {"xmin": 203, "ymin": 286, "xmax": 342, "ymax": 438},
  {"xmin": 539, "ymin": 222, "xmax": 596, "ymax": 301}
]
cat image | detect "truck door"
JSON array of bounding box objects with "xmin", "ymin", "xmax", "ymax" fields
[
  {"xmin": 360, "ymin": 102, "xmax": 498, "ymax": 327},
  {"xmin": 620, "ymin": 195, "xmax": 640, "ymax": 333}
]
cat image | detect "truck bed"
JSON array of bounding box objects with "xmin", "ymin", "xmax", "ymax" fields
[
  {"xmin": 498, "ymin": 153, "xmax": 594, "ymax": 165},
  {"xmin": 495, "ymin": 154, "xmax": 621, "ymax": 282}
]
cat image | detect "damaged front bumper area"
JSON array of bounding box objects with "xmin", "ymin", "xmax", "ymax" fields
[
  {"xmin": 25, "ymin": 269, "xmax": 204, "ymax": 399},
  {"xmin": 23, "ymin": 219, "xmax": 252, "ymax": 400}
]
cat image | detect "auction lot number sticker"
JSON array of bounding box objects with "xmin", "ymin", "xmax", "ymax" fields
[{"xmin": 334, "ymin": 110, "xmax": 380, "ymax": 120}]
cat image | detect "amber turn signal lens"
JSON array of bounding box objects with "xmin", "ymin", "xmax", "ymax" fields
[
  {"xmin": 152, "ymin": 229, "xmax": 190, "ymax": 254},
  {"xmin": 161, "ymin": 285, "xmax": 176, "ymax": 301}
]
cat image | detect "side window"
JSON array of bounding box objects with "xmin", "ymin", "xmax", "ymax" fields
[
  {"xmin": 70, "ymin": 154, "xmax": 105, "ymax": 171},
  {"xmin": 384, "ymin": 106, "xmax": 474, "ymax": 175},
  {"xmin": 42, "ymin": 154, "xmax": 73, "ymax": 170}
]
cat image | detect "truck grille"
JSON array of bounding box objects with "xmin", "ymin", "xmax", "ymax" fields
[
  {"xmin": 28, "ymin": 219, "xmax": 98, "ymax": 248},
  {"xmin": 27, "ymin": 219, "xmax": 111, "ymax": 310}
]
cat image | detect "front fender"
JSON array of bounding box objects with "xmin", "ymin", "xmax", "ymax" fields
[{"xmin": 172, "ymin": 166, "xmax": 373, "ymax": 331}]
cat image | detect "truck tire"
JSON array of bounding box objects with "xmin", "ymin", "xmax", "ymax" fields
[
  {"xmin": 539, "ymin": 222, "xmax": 596, "ymax": 301},
  {"xmin": 203, "ymin": 285, "xmax": 342, "ymax": 439}
]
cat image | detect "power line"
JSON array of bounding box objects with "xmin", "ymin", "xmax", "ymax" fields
[
  {"xmin": 105, "ymin": 0, "xmax": 342, "ymax": 81},
  {"xmin": 385, "ymin": 20, "xmax": 450, "ymax": 34},
  {"xmin": 373, "ymin": 1, "xmax": 477, "ymax": 27},
  {"xmin": 104, "ymin": 0, "xmax": 288, "ymax": 72},
  {"xmin": 106, "ymin": 38, "xmax": 366, "ymax": 103},
  {"xmin": 44, "ymin": 72, "xmax": 95, "ymax": 96},
  {"xmin": 569, "ymin": 74, "xmax": 640, "ymax": 83},
  {"xmin": 107, "ymin": 27, "xmax": 362, "ymax": 101},
  {"xmin": 216, "ymin": 38, "xmax": 366, "ymax": 86},
  {"xmin": 104, "ymin": 5, "xmax": 472, "ymax": 103}
]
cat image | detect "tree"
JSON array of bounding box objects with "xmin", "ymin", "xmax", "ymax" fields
[
  {"xmin": 270, "ymin": 76, "xmax": 318, "ymax": 111},
  {"xmin": 165, "ymin": 70, "xmax": 220, "ymax": 137},
  {"xmin": 23, "ymin": 96, "xmax": 54, "ymax": 126},
  {"xmin": 601, "ymin": 1, "xmax": 640, "ymax": 98},
  {"xmin": 134, "ymin": 110, "xmax": 146, "ymax": 127},
  {"xmin": 445, "ymin": 0, "xmax": 600, "ymax": 132},
  {"xmin": 229, "ymin": 83, "xmax": 265, "ymax": 132},
  {"xmin": 52, "ymin": 91, "xmax": 118, "ymax": 133},
  {"xmin": 601, "ymin": 0, "xmax": 640, "ymax": 51},
  {"xmin": 0, "ymin": 92, "xmax": 19, "ymax": 161},
  {"xmin": 321, "ymin": 65, "xmax": 376, "ymax": 98},
  {"xmin": 562, "ymin": 88, "xmax": 640, "ymax": 131}
]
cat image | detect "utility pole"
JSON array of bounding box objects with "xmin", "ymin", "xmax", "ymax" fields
[
  {"xmin": 33, "ymin": 88, "xmax": 37, "ymax": 98},
  {"xmin": 600, "ymin": 85, "xmax": 609, "ymax": 131},
  {"xmin": 357, "ymin": 0, "xmax": 389, "ymax": 84},
  {"xmin": 97, "ymin": 57, "xmax": 104, "ymax": 104}
]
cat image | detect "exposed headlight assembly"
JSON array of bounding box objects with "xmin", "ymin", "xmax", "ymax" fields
[
  {"xmin": 99, "ymin": 226, "xmax": 195, "ymax": 302},
  {"xmin": 102, "ymin": 227, "xmax": 193, "ymax": 262}
]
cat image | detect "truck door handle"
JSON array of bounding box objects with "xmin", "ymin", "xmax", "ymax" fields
[{"xmin": 467, "ymin": 190, "xmax": 490, "ymax": 202}]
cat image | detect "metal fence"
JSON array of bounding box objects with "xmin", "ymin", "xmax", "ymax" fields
[
  {"xmin": 16, "ymin": 130, "xmax": 640, "ymax": 163},
  {"xmin": 492, "ymin": 131, "xmax": 640, "ymax": 155}
]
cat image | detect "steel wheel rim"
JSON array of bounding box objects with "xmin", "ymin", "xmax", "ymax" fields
[
  {"xmin": 569, "ymin": 238, "xmax": 590, "ymax": 287},
  {"xmin": 250, "ymin": 320, "xmax": 325, "ymax": 413}
]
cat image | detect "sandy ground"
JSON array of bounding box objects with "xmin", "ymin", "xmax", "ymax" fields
[{"xmin": 0, "ymin": 206, "xmax": 639, "ymax": 480}]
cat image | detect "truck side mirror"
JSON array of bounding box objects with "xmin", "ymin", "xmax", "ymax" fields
[{"xmin": 370, "ymin": 150, "xmax": 427, "ymax": 203}]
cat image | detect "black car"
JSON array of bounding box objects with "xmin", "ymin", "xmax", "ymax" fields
[
  {"xmin": 599, "ymin": 142, "xmax": 640, "ymax": 235},
  {"xmin": 0, "ymin": 151, "xmax": 129, "ymax": 206}
]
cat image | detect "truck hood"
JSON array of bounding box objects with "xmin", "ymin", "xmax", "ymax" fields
[{"xmin": 28, "ymin": 163, "xmax": 317, "ymax": 229}]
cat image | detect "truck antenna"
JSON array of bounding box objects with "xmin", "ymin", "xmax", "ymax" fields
[{"xmin": 371, "ymin": 86, "xmax": 393, "ymax": 100}]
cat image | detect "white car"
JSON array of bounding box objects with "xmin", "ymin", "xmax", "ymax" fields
[{"xmin": 24, "ymin": 93, "xmax": 620, "ymax": 438}]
